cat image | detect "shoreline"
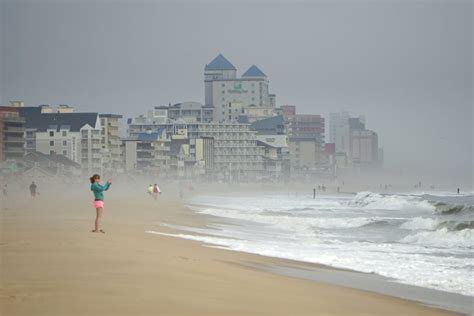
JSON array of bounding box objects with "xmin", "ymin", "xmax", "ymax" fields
[
  {"xmin": 154, "ymin": 203, "xmax": 473, "ymax": 315},
  {"xmin": 0, "ymin": 188, "xmax": 466, "ymax": 315}
]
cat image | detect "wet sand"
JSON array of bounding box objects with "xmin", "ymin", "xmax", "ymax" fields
[{"xmin": 0, "ymin": 186, "xmax": 463, "ymax": 315}]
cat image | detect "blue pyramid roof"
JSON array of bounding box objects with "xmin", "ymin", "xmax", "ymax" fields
[
  {"xmin": 205, "ymin": 54, "xmax": 236, "ymax": 71},
  {"xmin": 242, "ymin": 65, "xmax": 266, "ymax": 77}
]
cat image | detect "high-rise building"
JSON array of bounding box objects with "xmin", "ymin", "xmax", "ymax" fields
[
  {"xmin": 329, "ymin": 112, "xmax": 366, "ymax": 155},
  {"xmin": 288, "ymin": 114, "xmax": 325, "ymax": 145},
  {"xmin": 204, "ymin": 54, "xmax": 276, "ymax": 123},
  {"xmin": 350, "ymin": 129, "xmax": 379, "ymax": 167},
  {"xmin": 288, "ymin": 138, "xmax": 325, "ymax": 175},
  {"xmin": 99, "ymin": 114, "xmax": 123, "ymax": 170},
  {"xmin": 276, "ymin": 105, "xmax": 296, "ymax": 122},
  {"xmin": 329, "ymin": 112, "xmax": 351, "ymax": 154},
  {"xmin": 0, "ymin": 107, "xmax": 25, "ymax": 162},
  {"xmin": 190, "ymin": 123, "xmax": 265, "ymax": 181}
]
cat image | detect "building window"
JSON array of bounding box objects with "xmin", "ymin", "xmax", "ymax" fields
[
  {"xmin": 62, "ymin": 131, "xmax": 67, "ymax": 136},
  {"xmin": 251, "ymin": 97, "xmax": 255, "ymax": 101},
  {"xmin": 62, "ymin": 140, "xmax": 67, "ymax": 146},
  {"xmin": 49, "ymin": 131, "xmax": 54, "ymax": 137},
  {"xmin": 221, "ymin": 83, "xmax": 225, "ymax": 87},
  {"xmin": 50, "ymin": 150, "xmax": 55, "ymax": 155},
  {"xmin": 222, "ymin": 97, "xmax": 225, "ymax": 101},
  {"xmin": 251, "ymin": 90, "xmax": 255, "ymax": 94},
  {"xmin": 222, "ymin": 90, "xmax": 225, "ymax": 94},
  {"xmin": 63, "ymin": 150, "xmax": 67, "ymax": 156},
  {"xmin": 50, "ymin": 141, "xmax": 54, "ymax": 146}
]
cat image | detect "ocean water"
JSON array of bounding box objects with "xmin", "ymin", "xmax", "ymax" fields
[{"xmin": 149, "ymin": 191, "xmax": 474, "ymax": 296}]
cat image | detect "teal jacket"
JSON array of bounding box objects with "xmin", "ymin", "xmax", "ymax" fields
[{"xmin": 91, "ymin": 182, "xmax": 111, "ymax": 201}]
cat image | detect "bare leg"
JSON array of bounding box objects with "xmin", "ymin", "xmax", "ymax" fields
[{"xmin": 94, "ymin": 207, "xmax": 103, "ymax": 232}]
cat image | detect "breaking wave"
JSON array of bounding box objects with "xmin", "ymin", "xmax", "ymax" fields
[{"xmin": 350, "ymin": 192, "xmax": 434, "ymax": 211}]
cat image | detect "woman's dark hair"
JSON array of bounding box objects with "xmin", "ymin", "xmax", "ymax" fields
[{"xmin": 90, "ymin": 174, "xmax": 100, "ymax": 184}]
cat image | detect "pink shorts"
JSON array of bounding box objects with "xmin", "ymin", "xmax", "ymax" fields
[{"xmin": 94, "ymin": 200, "xmax": 104, "ymax": 209}]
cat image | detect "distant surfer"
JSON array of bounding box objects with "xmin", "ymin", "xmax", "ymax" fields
[
  {"xmin": 90, "ymin": 174, "xmax": 112, "ymax": 233},
  {"xmin": 457, "ymin": 188, "xmax": 460, "ymax": 194},
  {"xmin": 29, "ymin": 181, "xmax": 37, "ymax": 198}
]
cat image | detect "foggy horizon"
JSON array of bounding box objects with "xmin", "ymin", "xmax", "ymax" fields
[{"xmin": 1, "ymin": 0, "xmax": 472, "ymax": 185}]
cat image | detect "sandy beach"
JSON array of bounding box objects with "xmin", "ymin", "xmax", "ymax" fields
[{"xmin": 0, "ymin": 184, "xmax": 463, "ymax": 316}]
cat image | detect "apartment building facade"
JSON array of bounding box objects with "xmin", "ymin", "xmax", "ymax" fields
[
  {"xmin": 204, "ymin": 54, "xmax": 276, "ymax": 123},
  {"xmin": 0, "ymin": 107, "xmax": 25, "ymax": 162}
]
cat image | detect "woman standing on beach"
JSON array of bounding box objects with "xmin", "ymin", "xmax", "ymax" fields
[{"xmin": 90, "ymin": 174, "xmax": 112, "ymax": 233}]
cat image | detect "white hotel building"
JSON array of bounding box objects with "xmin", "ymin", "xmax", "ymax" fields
[{"xmin": 204, "ymin": 54, "xmax": 276, "ymax": 123}]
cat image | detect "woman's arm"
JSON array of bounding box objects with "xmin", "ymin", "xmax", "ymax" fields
[{"xmin": 103, "ymin": 180, "xmax": 112, "ymax": 191}]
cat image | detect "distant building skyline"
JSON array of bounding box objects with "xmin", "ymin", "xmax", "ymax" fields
[{"xmin": 1, "ymin": 1, "xmax": 471, "ymax": 184}]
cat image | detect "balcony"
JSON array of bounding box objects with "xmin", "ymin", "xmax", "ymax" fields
[
  {"xmin": 4, "ymin": 147, "xmax": 24, "ymax": 153},
  {"xmin": 4, "ymin": 137, "xmax": 25, "ymax": 143},
  {"xmin": 2, "ymin": 117, "xmax": 25, "ymax": 123},
  {"xmin": 4, "ymin": 127, "xmax": 24, "ymax": 133}
]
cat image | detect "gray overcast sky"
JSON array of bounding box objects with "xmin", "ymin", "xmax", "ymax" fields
[{"xmin": 1, "ymin": 0, "xmax": 472, "ymax": 184}]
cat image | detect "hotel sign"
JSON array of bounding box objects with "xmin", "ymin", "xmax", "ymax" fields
[{"xmin": 228, "ymin": 81, "xmax": 248, "ymax": 93}]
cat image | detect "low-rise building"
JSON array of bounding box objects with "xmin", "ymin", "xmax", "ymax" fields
[
  {"xmin": 256, "ymin": 135, "xmax": 290, "ymax": 180},
  {"xmin": 17, "ymin": 106, "xmax": 105, "ymax": 174},
  {"xmin": 122, "ymin": 129, "xmax": 170, "ymax": 174},
  {"xmin": 166, "ymin": 101, "xmax": 214, "ymax": 123}
]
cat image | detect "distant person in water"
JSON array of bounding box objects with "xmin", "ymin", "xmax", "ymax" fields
[
  {"xmin": 152, "ymin": 184, "xmax": 161, "ymax": 200},
  {"xmin": 29, "ymin": 181, "xmax": 37, "ymax": 198},
  {"xmin": 457, "ymin": 188, "xmax": 460, "ymax": 194},
  {"xmin": 90, "ymin": 174, "xmax": 112, "ymax": 233}
]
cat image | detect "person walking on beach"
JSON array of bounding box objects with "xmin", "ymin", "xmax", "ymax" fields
[
  {"xmin": 29, "ymin": 181, "xmax": 37, "ymax": 198},
  {"xmin": 2, "ymin": 184, "xmax": 7, "ymax": 197},
  {"xmin": 152, "ymin": 184, "xmax": 161, "ymax": 200},
  {"xmin": 147, "ymin": 184, "xmax": 153, "ymax": 196},
  {"xmin": 90, "ymin": 174, "xmax": 112, "ymax": 233}
]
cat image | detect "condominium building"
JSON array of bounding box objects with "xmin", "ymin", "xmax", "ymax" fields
[
  {"xmin": 122, "ymin": 129, "xmax": 170, "ymax": 173},
  {"xmin": 256, "ymin": 135, "xmax": 290, "ymax": 180},
  {"xmin": 17, "ymin": 106, "xmax": 107, "ymax": 174},
  {"xmin": 166, "ymin": 102, "xmax": 214, "ymax": 123},
  {"xmin": 276, "ymin": 105, "xmax": 296, "ymax": 122},
  {"xmin": 188, "ymin": 123, "xmax": 265, "ymax": 180},
  {"xmin": 99, "ymin": 114, "xmax": 123, "ymax": 170},
  {"xmin": 128, "ymin": 102, "xmax": 213, "ymax": 137},
  {"xmin": 288, "ymin": 114, "xmax": 325, "ymax": 145},
  {"xmin": 288, "ymin": 137, "xmax": 326, "ymax": 174},
  {"xmin": 350, "ymin": 129, "xmax": 379, "ymax": 167},
  {"xmin": 204, "ymin": 54, "xmax": 276, "ymax": 123},
  {"xmin": 329, "ymin": 112, "xmax": 365, "ymax": 154},
  {"xmin": 0, "ymin": 107, "xmax": 25, "ymax": 162}
]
